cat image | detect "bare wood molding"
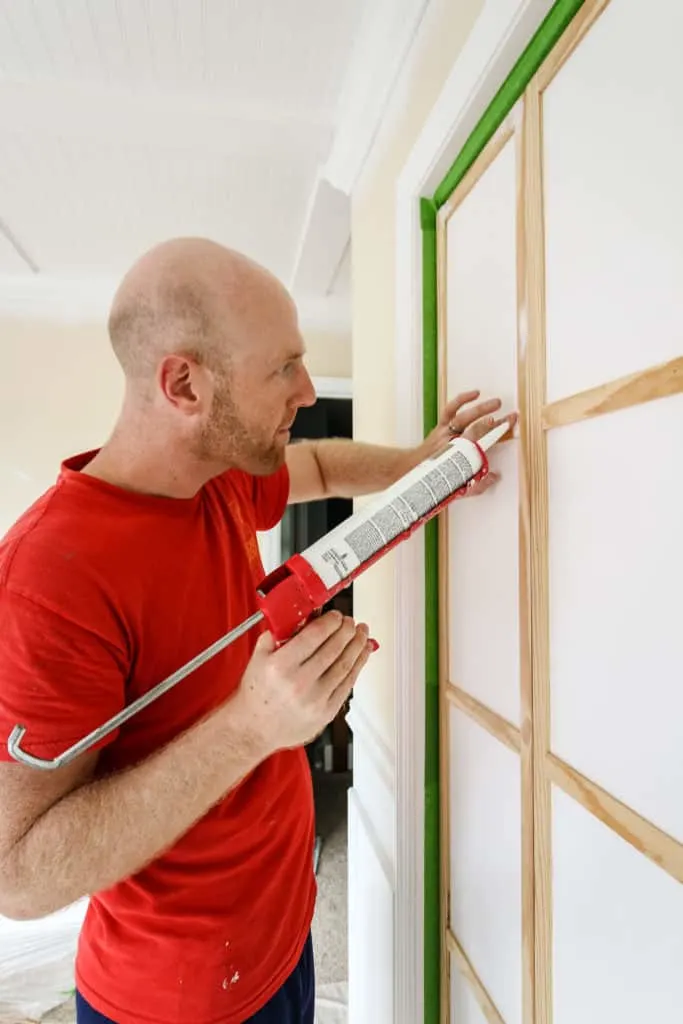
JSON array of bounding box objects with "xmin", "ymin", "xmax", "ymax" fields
[
  {"xmin": 542, "ymin": 356, "xmax": 683, "ymax": 431},
  {"xmin": 446, "ymin": 683, "xmax": 521, "ymax": 755},
  {"xmin": 520, "ymin": 74, "xmax": 554, "ymax": 1024},
  {"xmin": 535, "ymin": 0, "xmax": 613, "ymax": 92},
  {"xmin": 438, "ymin": 113, "xmax": 518, "ymax": 226},
  {"xmin": 545, "ymin": 753, "xmax": 683, "ymax": 885},
  {"xmin": 447, "ymin": 930, "xmax": 507, "ymax": 1024}
]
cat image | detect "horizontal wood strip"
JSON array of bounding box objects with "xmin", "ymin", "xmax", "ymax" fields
[
  {"xmin": 446, "ymin": 683, "xmax": 521, "ymax": 754},
  {"xmin": 447, "ymin": 930, "xmax": 507, "ymax": 1024},
  {"xmin": 542, "ymin": 356, "xmax": 683, "ymax": 430},
  {"xmin": 545, "ymin": 753, "xmax": 683, "ymax": 884}
]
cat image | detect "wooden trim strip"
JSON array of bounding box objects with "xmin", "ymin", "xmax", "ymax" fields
[
  {"xmin": 438, "ymin": 109, "xmax": 519, "ymax": 226},
  {"xmin": 534, "ymin": 0, "xmax": 612, "ymax": 93},
  {"xmin": 447, "ymin": 930, "xmax": 507, "ymax": 1024},
  {"xmin": 515, "ymin": 105, "xmax": 535, "ymax": 1024},
  {"xmin": 445, "ymin": 683, "xmax": 521, "ymax": 755},
  {"xmin": 542, "ymin": 356, "xmax": 683, "ymax": 430},
  {"xmin": 520, "ymin": 79, "xmax": 553, "ymax": 1024},
  {"xmin": 438, "ymin": 520, "xmax": 452, "ymax": 1024},
  {"xmin": 545, "ymin": 753, "xmax": 683, "ymax": 885},
  {"xmin": 436, "ymin": 194, "xmax": 452, "ymax": 1024}
]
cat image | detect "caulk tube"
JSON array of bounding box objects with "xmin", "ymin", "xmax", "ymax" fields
[
  {"xmin": 257, "ymin": 434, "xmax": 492, "ymax": 642},
  {"xmin": 296, "ymin": 434, "xmax": 488, "ymax": 587}
]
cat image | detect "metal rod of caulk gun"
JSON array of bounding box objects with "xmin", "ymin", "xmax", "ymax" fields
[{"xmin": 7, "ymin": 610, "xmax": 265, "ymax": 771}]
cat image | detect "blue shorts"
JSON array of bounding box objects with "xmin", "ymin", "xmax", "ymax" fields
[{"xmin": 75, "ymin": 932, "xmax": 315, "ymax": 1023}]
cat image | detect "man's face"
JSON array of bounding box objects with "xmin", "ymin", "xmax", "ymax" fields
[{"xmin": 198, "ymin": 293, "xmax": 316, "ymax": 475}]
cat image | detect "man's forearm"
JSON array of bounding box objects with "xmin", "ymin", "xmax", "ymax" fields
[
  {"xmin": 312, "ymin": 439, "xmax": 425, "ymax": 499},
  {"xmin": 1, "ymin": 699, "xmax": 265, "ymax": 920}
]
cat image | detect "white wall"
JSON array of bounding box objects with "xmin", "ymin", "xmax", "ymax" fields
[{"xmin": 0, "ymin": 316, "xmax": 122, "ymax": 535}]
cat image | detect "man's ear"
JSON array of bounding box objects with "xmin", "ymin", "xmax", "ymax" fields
[{"xmin": 158, "ymin": 354, "xmax": 209, "ymax": 413}]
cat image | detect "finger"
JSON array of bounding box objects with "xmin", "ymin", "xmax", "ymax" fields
[
  {"xmin": 464, "ymin": 411, "xmax": 516, "ymax": 443},
  {"xmin": 466, "ymin": 473, "xmax": 499, "ymax": 497},
  {"xmin": 318, "ymin": 625, "xmax": 370, "ymax": 694},
  {"xmin": 327, "ymin": 643, "xmax": 373, "ymax": 715},
  {"xmin": 279, "ymin": 610, "xmax": 345, "ymax": 666},
  {"xmin": 452, "ymin": 397, "xmax": 503, "ymax": 433},
  {"xmin": 254, "ymin": 629, "xmax": 277, "ymax": 655},
  {"xmin": 300, "ymin": 616, "xmax": 361, "ymax": 679},
  {"xmin": 438, "ymin": 390, "xmax": 480, "ymax": 425}
]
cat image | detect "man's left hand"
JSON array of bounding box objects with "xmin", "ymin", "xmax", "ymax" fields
[{"xmin": 421, "ymin": 390, "xmax": 518, "ymax": 498}]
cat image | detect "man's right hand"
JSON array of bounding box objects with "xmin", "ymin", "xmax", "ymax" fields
[{"xmin": 233, "ymin": 611, "xmax": 374, "ymax": 756}]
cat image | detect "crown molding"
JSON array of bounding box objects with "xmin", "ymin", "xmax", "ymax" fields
[{"xmin": 323, "ymin": 0, "xmax": 430, "ymax": 196}]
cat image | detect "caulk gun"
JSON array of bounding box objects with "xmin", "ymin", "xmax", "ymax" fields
[{"xmin": 7, "ymin": 421, "xmax": 511, "ymax": 770}]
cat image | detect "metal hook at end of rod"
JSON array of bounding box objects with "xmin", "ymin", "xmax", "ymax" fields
[{"xmin": 7, "ymin": 726, "xmax": 66, "ymax": 771}]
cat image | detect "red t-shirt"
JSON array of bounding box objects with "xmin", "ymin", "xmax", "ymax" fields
[{"xmin": 0, "ymin": 453, "xmax": 316, "ymax": 1024}]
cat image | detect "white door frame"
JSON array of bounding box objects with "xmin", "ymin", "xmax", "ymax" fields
[{"xmin": 392, "ymin": 3, "xmax": 555, "ymax": 1021}]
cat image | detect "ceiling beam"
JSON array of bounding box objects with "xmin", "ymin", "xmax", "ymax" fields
[{"xmin": 288, "ymin": 175, "xmax": 350, "ymax": 296}]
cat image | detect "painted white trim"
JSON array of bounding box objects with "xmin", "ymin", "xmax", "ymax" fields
[
  {"xmin": 393, "ymin": 4, "xmax": 555, "ymax": 1023},
  {"xmin": 346, "ymin": 702, "xmax": 395, "ymax": 796},
  {"xmin": 348, "ymin": 786, "xmax": 396, "ymax": 891},
  {"xmin": 311, "ymin": 376, "xmax": 353, "ymax": 400},
  {"xmin": 324, "ymin": 0, "xmax": 430, "ymax": 196},
  {"xmin": 347, "ymin": 785, "xmax": 396, "ymax": 1024}
]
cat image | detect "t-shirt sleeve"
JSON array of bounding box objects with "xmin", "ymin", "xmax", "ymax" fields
[
  {"xmin": 250, "ymin": 464, "xmax": 291, "ymax": 532},
  {"xmin": 0, "ymin": 587, "xmax": 126, "ymax": 766}
]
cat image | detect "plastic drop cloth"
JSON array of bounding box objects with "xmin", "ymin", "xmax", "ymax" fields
[{"xmin": 0, "ymin": 899, "xmax": 87, "ymax": 1022}]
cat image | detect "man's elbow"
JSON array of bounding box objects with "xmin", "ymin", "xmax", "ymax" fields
[{"xmin": 0, "ymin": 864, "xmax": 65, "ymax": 921}]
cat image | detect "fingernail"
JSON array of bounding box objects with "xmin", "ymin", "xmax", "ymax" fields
[{"xmin": 367, "ymin": 638, "xmax": 380, "ymax": 652}]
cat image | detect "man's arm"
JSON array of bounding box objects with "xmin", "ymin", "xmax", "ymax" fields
[
  {"xmin": 286, "ymin": 390, "xmax": 516, "ymax": 504},
  {"xmin": 0, "ymin": 612, "xmax": 371, "ymax": 920}
]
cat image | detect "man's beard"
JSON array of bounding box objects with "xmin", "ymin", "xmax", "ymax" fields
[{"xmin": 196, "ymin": 382, "xmax": 283, "ymax": 475}]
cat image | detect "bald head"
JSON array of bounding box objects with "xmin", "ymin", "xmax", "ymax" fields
[{"xmin": 108, "ymin": 237, "xmax": 291, "ymax": 381}]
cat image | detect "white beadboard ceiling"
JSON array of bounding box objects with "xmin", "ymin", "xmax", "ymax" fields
[{"xmin": 0, "ymin": 0, "xmax": 429, "ymax": 325}]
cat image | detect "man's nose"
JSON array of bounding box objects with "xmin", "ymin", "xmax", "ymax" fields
[{"xmin": 296, "ymin": 366, "xmax": 317, "ymax": 408}]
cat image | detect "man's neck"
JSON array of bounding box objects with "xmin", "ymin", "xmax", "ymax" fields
[{"xmin": 82, "ymin": 424, "xmax": 222, "ymax": 500}]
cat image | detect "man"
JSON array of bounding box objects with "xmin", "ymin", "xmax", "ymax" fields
[{"xmin": 0, "ymin": 238, "xmax": 513, "ymax": 1023}]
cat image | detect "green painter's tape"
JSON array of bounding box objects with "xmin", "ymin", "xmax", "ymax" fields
[
  {"xmin": 433, "ymin": 0, "xmax": 587, "ymax": 209},
  {"xmin": 421, "ymin": 2, "xmax": 588, "ymax": 1021},
  {"xmin": 421, "ymin": 192, "xmax": 441, "ymax": 1022},
  {"xmin": 420, "ymin": 196, "xmax": 437, "ymax": 232}
]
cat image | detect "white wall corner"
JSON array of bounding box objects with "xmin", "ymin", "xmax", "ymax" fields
[
  {"xmin": 393, "ymin": 4, "xmax": 555, "ymax": 1024},
  {"xmin": 323, "ymin": 0, "xmax": 431, "ymax": 196}
]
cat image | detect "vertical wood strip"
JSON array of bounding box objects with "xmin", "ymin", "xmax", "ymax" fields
[
  {"xmin": 520, "ymin": 79, "xmax": 553, "ymax": 1024},
  {"xmin": 436, "ymin": 207, "xmax": 452, "ymax": 1024},
  {"xmin": 515, "ymin": 111, "xmax": 536, "ymax": 1024}
]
